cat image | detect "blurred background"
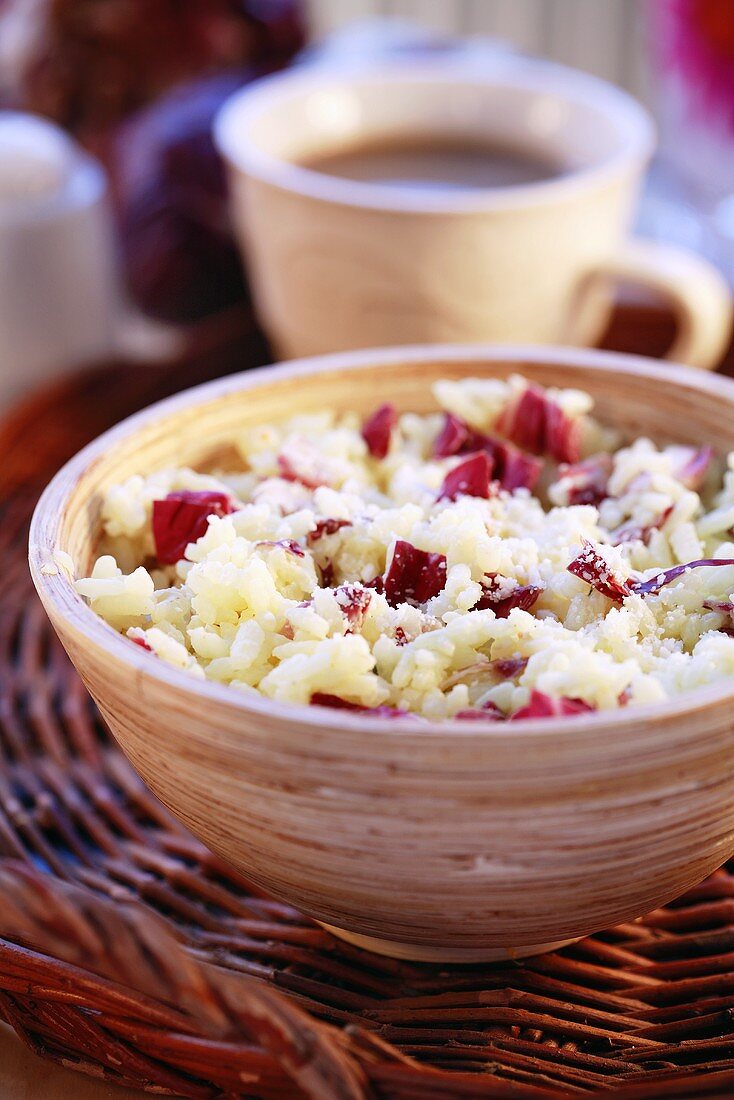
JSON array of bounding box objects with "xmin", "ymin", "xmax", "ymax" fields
[
  {"xmin": 0, "ymin": 0, "xmax": 732, "ymax": 392},
  {"xmin": 309, "ymin": 0, "xmax": 650, "ymax": 98}
]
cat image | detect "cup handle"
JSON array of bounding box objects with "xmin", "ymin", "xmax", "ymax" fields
[{"xmin": 569, "ymin": 239, "xmax": 733, "ymax": 371}]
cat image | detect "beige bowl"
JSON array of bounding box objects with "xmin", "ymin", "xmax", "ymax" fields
[{"xmin": 29, "ymin": 346, "xmax": 734, "ymax": 963}]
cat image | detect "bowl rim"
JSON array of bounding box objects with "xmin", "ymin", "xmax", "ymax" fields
[{"xmin": 28, "ymin": 342, "xmax": 734, "ymax": 740}]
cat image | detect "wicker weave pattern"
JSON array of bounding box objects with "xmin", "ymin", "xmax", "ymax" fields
[{"xmin": 1, "ymin": 330, "xmax": 734, "ymax": 1097}]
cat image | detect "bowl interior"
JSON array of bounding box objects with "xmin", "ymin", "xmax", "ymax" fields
[{"xmin": 50, "ymin": 346, "xmax": 734, "ymax": 578}]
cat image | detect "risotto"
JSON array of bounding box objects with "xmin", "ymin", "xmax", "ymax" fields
[{"xmin": 74, "ymin": 375, "xmax": 734, "ymax": 721}]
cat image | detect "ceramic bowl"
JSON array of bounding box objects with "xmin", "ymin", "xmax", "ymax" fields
[{"xmin": 29, "ymin": 345, "xmax": 734, "ymax": 962}]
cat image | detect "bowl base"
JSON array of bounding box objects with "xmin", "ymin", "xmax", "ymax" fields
[{"xmin": 319, "ymin": 924, "xmax": 578, "ymax": 963}]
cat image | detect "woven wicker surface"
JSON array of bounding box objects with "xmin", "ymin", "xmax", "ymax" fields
[{"xmin": 1, "ymin": 305, "xmax": 734, "ymax": 1098}]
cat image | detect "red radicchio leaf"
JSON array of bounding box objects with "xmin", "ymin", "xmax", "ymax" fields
[
  {"xmin": 130, "ymin": 634, "xmax": 153, "ymax": 652},
  {"xmin": 632, "ymin": 558, "xmax": 734, "ymax": 597},
  {"xmin": 499, "ymin": 445, "xmax": 544, "ymax": 493},
  {"xmin": 433, "ymin": 413, "xmax": 472, "ymax": 458},
  {"xmin": 476, "ymin": 574, "xmax": 543, "ymax": 618},
  {"xmin": 394, "ymin": 626, "xmax": 409, "ymax": 646},
  {"xmin": 556, "ymin": 453, "xmax": 613, "ymax": 506},
  {"xmin": 544, "ymin": 398, "xmax": 582, "ymax": 465},
  {"xmin": 703, "ymin": 599, "xmax": 734, "ymax": 614},
  {"xmin": 320, "ymin": 560, "xmax": 335, "ymax": 588},
  {"xmin": 432, "ymin": 413, "xmax": 542, "ymax": 492},
  {"xmin": 307, "ymin": 518, "xmax": 352, "ymax": 544},
  {"xmin": 365, "ymin": 575, "xmax": 385, "ymax": 595},
  {"xmin": 498, "ymin": 386, "xmax": 546, "ymax": 454},
  {"xmin": 384, "ymin": 540, "xmax": 448, "ymax": 606},
  {"xmin": 455, "ymin": 701, "xmax": 505, "ymax": 721},
  {"xmin": 310, "ymin": 693, "xmax": 411, "ymax": 718},
  {"xmin": 334, "ymin": 584, "xmax": 372, "ymax": 630},
  {"xmin": 362, "ymin": 403, "xmax": 398, "ymax": 459},
  {"xmin": 152, "ymin": 490, "xmax": 235, "ymax": 564},
  {"xmin": 438, "ymin": 452, "xmax": 495, "ymax": 502},
  {"xmin": 703, "ymin": 600, "xmax": 734, "ymax": 636},
  {"xmin": 497, "ymin": 385, "xmax": 581, "ymax": 463},
  {"xmin": 511, "ymin": 691, "xmax": 596, "ymax": 720},
  {"xmin": 370, "ymin": 706, "xmax": 415, "ymax": 718},
  {"xmin": 571, "ymin": 545, "xmax": 734, "ymax": 601},
  {"xmin": 492, "ymin": 656, "xmax": 529, "ymax": 678},
  {"xmin": 618, "ymin": 687, "xmax": 633, "ymax": 706},
  {"xmin": 676, "ymin": 446, "xmax": 714, "ymax": 489},
  {"xmin": 611, "ymin": 505, "xmax": 674, "ymax": 547},
  {"xmin": 256, "ymin": 539, "xmax": 305, "ymax": 557},
  {"xmin": 567, "ymin": 541, "xmax": 632, "ymax": 603}
]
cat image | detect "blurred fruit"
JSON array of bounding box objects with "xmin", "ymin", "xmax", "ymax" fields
[
  {"xmin": 0, "ymin": 0, "xmax": 306, "ymax": 323},
  {"xmin": 113, "ymin": 71, "xmax": 252, "ymax": 322},
  {"xmin": 1, "ymin": 0, "xmax": 305, "ymax": 140}
]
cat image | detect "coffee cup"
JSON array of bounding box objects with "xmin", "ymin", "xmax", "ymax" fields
[{"xmin": 215, "ymin": 57, "xmax": 732, "ymax": 368}]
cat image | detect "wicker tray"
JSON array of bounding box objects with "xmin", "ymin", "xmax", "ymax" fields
[{"xmin": 1, "ymin": 305, "xmax": 734, "ymax": 1099}]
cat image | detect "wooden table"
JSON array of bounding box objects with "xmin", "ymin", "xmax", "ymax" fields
[{"xmin": 0, "ymin": 1025, "xmax": 150, "ymax": 1099}]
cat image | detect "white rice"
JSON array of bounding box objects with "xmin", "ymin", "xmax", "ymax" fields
[{"xmin": 74, "ymin": 375, "xmax": 734, "ymax": 720}]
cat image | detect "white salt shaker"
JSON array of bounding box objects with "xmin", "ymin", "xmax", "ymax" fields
[{"xmin": 0, "ymin": 112, "xmax": 120, "ymax": 406}]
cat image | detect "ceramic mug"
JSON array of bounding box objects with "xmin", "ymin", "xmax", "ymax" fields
[
  {"xmin": 0, "ymin": 112, "xmax": 180, "ymax": 410},
  {"xmin": 215, "ymin": 57, "xmax": 732, "ymax": 368},
  {"xmin": 0, "ymin": 114, "xmax": 119, "ymax": 404}
]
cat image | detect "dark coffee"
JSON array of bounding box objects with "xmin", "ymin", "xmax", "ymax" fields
[{"xmin": 300, "ymin": 136, "xmax": 564, "ymax": 191}]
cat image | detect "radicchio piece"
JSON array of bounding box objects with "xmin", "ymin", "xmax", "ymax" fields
[
  {"xmin": 334, "ymin": 584, "xmax": 372, "ymax": 631},
  {"xmin": 567, "ymin": 541, "xmax": 632, "ymax": 603},
  {"xmin": 632, "ymin": 558, "xmax": 734, "ymax": 597},
  {"xmin": 675, "ymin": 446, "xmax": 714, "ymax": 490},
  {"xmin": 438, "ymin": 452, "xmax": 495, "ymax": 502},
  {"xmin": 498, "ymin": 386, "xmax": 546, "ymax": 454},
  {"xmin": 129, "ymin": 632, "xmax": 153, "ymax": 653},
  {"xmin": 499, "ymin": 445, "xmax": 544, "ymax": 493},
  {"xmin": 511, "ymin": 691, "xmax": 596, "ymax": 721},
  {"xmin": 703, "ymin": 600, "xmax": 734, "ymax": 635},
  {"xmin": 703, "ymin": 599, "xmax": 734, "ymax": 615},
  {"xmin": 384, "ymin": 540, "xmax": 447, "ymax": 607},
  {"xmin": 571, "ymin": 544, "xmax": 734, "ymax": 601},
  {"xmin": 432, "ymin": 413, "xmax": 542, "ymax": 492},
  {"xmin": 476, "ymin": 574, "xmax": 543, "ymax": 618},
  {"xmin": 310, "ymin": 693, "xmax": 411, "ymax": 718},
  {"xmin": 611, "ymin": 505, "xmax": 674, "ymax": 547},
  {"xmin": 433, "ymin": 413, "xmax": 472, "ymax": 458},
  {"xmin": 556, "ymin": 453, "xmax": 613, "ymax": 507},
  {"xmin": 307, "ymin": 518, "xmax": 352, "ymax": 544},
  {"xmin": 311, "ymin": 693, "xmax": 363, "ymax": 710},
  {"xmin": 544, "ymin": 398, "xmax": 582, "ymax": 465},
  {"xmin": 256, "ymin": 539, "xmax": 305, "ymax": 557},
  {"xmin": 492, "ymin": 656, "xmax": 529, "ymax": 679},
  {"xmin": 476, "ymin": 435, "xmax": 543, "ymax": 493},
  {"xmin": 365, "ymin": 575, "xmax": 385, "ymax": 595},
  {"xmin": 497, "ymin": 385, "xmax": 581, "ymax": 463},
  {"xmin": 152, "ymin": 490, "xmax": 235, "ymax": 564},
  {"xmin": 455, "ymin": 701, "xmax": 505, "ymax": 721},
  {"xmin": 320, "ymin": 560, "xmax": 335, "ymax": 588},
  {"xmin": 362, "ymin": 403, "xmax": 398, "ymax": 459}
]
